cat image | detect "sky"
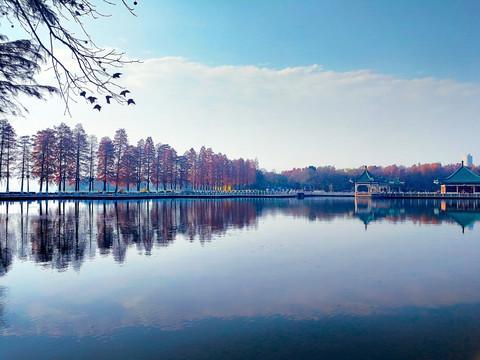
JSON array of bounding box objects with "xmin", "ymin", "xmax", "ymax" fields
[{"xmin": 4, "ymin": 0, "xmax": 480, "ymax": 171}]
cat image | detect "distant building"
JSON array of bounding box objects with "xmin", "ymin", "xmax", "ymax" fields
[
  {"xmin": 463, "ymin": 154, "xmax": 473, "ymax": 167},
  {"xmin": 435, "ymin": 161, "xmax": 480, "ymax": 194}
]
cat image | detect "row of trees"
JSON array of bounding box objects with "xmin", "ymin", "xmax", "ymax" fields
[
  {"xmin": 1, "ymin": 118, "xmax": 473, "ymax": 193},
  {"xmin": 0, "ymin": 120, "xmax": 258, "ymax": 193}
]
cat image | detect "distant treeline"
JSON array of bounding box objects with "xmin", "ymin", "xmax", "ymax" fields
[
  {"xmin": 254, "ymin": 163, "xmax": 476, "ymax": 192},
  {"xmin": 0, "ymin": 120, "xmax": 257, "ymax": 193}
]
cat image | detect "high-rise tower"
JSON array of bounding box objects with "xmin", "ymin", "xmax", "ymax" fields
[{"xmin": 462, "ymin": 154, "xmax": 473, "ymax": 167}]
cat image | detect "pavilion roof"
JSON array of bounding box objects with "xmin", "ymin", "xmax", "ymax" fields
[
  {"xmin": 440, "ymin": 164, "xmax": 480, "ymax": 184},
  {"xmin": 351, "ymin": 168, "xmax": 375, "ymax": 183},
  {"xmin": 351, "ymin": 168, "xmax": 404, "ymax": 185},
  {"xmin": 379, "ymin": 178, "xmax": 404, "ymax": 186}
]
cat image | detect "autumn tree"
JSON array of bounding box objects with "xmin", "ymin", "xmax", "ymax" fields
[
  {"xmin": 197, "ymin": 146, "xmax": 208, "ymax": 189},
  {"xmin": 246, "ymin": 159, "xmax": 258, "ymax": 186},
  {"xmin": 153, "ymin": 144, "xmax": 169, "ymax": 191},
  {"xmin": 1, "ymin": 121, "xmax": 16, "ymax": 192},
  {"xmin": 223, "ymin": 158, "xmax": 234, "ymax": 190},
  {"xmin": 134, "ymin": 139, "xmax": 145, "ymax": 191},
  {"xmin": 0, "ymin": 120, "xmax": 14, "ymax": 182},
  {"xmin": 171, "ymin": 149, "xmax": 180, "ymax": 190},
  {"xmin": 203, "ymin": 148, "xmax": 214, "ymax": 189},
  {"xmin": 72, "ymin": 124, "xmax": 88, "ymax": 192},
  {"xmin": 185, "ymin": 148, "xmax": 197, "ymax": 189},
  {"xmin": 143, "ymin": 137, "xmax": 155, "ymax": 191},
  {"xmin": 113, "ymin": 128, "xmax": 128, "ymax": 193},
  {"xmin": 211, "ymin": 153, "xmax": 226, "ymax": 190},
  {"xmin": 97, "ymin": 136, "xmax": 114, "ymax": 192},
  {"xmin": 163, "ymin": 146, "xmax": 177, "ymax": 190},
  {"xmin": 177, "ymin": 154, "xmax": 189, "ymax": 190},
  {"xmin": 16, "ymin": 135, "xmax": 31, "ymax": 193},
  {"xmin": 152, "ymin": 144, "xmax": 164, "ymax": 192},
  {"xmin": 31, "ymin": 128, "xmax": 56, "ymax": 193},
  {"xmin": 232, "ymin": 158, "xmax": 245, "ymax": 189},
  {"xmin": 120, "ymin": 144, "xmax": 136, "ymax": 191},
  {"xmin": 85, "ymin": 135, "xmax": 98, "ymax": 192},
  {"xmin": 54, "ymin": 123, "xmax": 74, "ymax": 191}
]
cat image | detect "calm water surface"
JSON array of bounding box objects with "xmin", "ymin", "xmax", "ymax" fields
[{"xmin": 1, "ymin": 198, "xmax": 480, "ymax": 359}]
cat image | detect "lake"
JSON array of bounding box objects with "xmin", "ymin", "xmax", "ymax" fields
[{"xmin": 1, "ymin": 197, "xmax": 480, "ymax": 359}]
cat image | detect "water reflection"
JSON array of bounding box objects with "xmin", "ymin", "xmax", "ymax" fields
[
  {"xmin": 354, "ymin": 198, "xmax": 480, "ymax": 230},
  {"xmin": 2, "ymin": 198, "xmax": 480, "ymax": 359},
  {"xmin": 0, "ymin": 199, "xmax": 264, "ymax": 275},
  {"xmin": 1, "ymin": 198, "xmax": 480, "ymax": 275},
  {"xmin": 0, "ymin": 286, "xmax": 4, "ymax": 329}
]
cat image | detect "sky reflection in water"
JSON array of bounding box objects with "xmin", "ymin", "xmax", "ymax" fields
[{"xmin": 1, "ymin": 198, "xmax": 480, "ymax": 359}]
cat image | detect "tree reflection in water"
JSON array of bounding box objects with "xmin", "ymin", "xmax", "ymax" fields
[
  {"xmin": 0, "ymin": 286, "xmax": 5, "ymax": 329},
  {"xmin": 0, "ymin": 199, "xmax": 264, "ymax": 275},
  {"xmin": 0, "ymin": 203, "xmax": 14, "ymax": 276},
  {"xmin": 1, "ymin": 198, "xmax": 480, "ymax": 276}
]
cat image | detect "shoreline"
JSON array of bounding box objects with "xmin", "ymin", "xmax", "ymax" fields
[{"xmin": 1, "ymin": 191, "xmax": 480, "ymax": 202}]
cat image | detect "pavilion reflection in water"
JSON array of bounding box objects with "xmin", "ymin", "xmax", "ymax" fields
[
  {"xmin": 354, "ymin": 198, "xmax": 406, "ymax": 230},
  {"xmin": 354, "ymin": 198, "xmax": 480, "ymax": 232},
  {"xmin": 440, "ymin": 200, "xmax": 480, "ymax": 233}
]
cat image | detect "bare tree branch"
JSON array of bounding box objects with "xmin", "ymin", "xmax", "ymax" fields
[{"xmin": 0, "ymin": 0, "xmax": 139, "ymax": 116}]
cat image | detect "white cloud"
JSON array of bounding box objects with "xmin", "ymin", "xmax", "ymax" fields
[{"xmin": 13, "ymin": 57, "xmax": 480, "ymax": 171}]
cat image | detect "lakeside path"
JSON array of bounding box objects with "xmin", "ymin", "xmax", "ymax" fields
[
  {"xmin": 1, "ymin": 192, "xmax": 480, "ymax": 202},
  {"xmin": 0, "ymin": 191, "xmax": 349, "ymax": 201}
]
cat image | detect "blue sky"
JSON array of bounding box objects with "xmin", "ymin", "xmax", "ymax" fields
[
  {"xmin": 6, "ymin": 1, "xmax": 480, "ymax": 170},
  {"xmin": 109, "ymin": 0, "xmax": 480, "ymax": 82}
]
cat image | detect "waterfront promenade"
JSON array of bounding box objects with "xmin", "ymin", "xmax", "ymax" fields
[
  {"xmin": 0, "ymin": 190, "xmax": 301, "ymax": 201},
  {"xmin": 1, "ymin": 190, "xmax": 480, "ymax": 201}
]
